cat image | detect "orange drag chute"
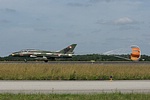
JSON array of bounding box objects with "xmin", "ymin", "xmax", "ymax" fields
[{"xmin": 130, "ymin": 46, "xmax": 141, "ymax": 61}]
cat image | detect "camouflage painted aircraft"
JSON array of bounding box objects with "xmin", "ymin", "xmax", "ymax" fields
[{"xmin": 10, "ymin": 44, "xmax": 77, "ymax": 62}]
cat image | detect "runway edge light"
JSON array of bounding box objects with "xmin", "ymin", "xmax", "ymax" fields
[{"xmin": 110, "ymin": 76, "xmax": 113, "ymax": 81}]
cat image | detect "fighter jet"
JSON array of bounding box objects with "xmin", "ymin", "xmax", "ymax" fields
[{"xmin": 10, "ymin": 44, "xmax": 77, "ymax": 62}]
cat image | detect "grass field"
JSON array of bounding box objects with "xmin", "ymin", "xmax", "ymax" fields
[
  {"xmin": 0, "ymin": 93, "xmax": 150, "ymax": 100},
  {"xmin": 0, "ymin": 63, "xmax": 150, "ymax": 80}
]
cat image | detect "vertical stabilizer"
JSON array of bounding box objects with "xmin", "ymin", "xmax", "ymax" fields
[{"xmin": 59, "ymin": 44, "xmax": 77, "ymax": 54}]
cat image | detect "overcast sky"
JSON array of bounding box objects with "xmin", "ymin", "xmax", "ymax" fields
[{"xmin": 0, "ymin": 0, "xmax": 150, "ymax": 56}]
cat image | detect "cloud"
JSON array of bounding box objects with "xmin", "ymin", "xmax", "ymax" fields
[
  {"xmin": 0, "ymin": 8, "xmax": 17, "ymax": 13},
  {"xmin": 67, "ymin": 2, "xmax": 91, "ymax": 7},
  {"xmin": 34, "ymin": 28, "xmax": 50, "ymax": 32},
  {"xmin": 5, "ymin": 8, "xmax": 16, "ymax": 13},
  {"xmin": 118, "ymin": 25, "xmax": 140, "ymax": 31},
  {"xmin": 67, "ymin": 0, "xmax": 113, "ymax": 7},
  {"xmin": 114, "ymin": 17, "xmax": 135, "ymax": 25},
  {"xmin": 0, "ymin": 19, "xmax": 10, "ymax": 23},
  {"xmin": 89, "ymin": 0, "xmax": 112, "ymax": 3},
  {"xmin": 96, "ymin": 17, "xmax": 138, "ymax": 26},
  {"xmin": 96, "ymin": 19, "xmax": 110, "ymax": 25},
  {"xmin": 96, "ymin": 17, "xmax": 137, "ymax": 25}
]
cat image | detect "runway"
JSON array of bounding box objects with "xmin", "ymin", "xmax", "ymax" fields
[
  {"xmin": 0, "ymin": 80, "xmax": 150, "ymax": 94},
  {"xmin": 1, "ymin": 61, "xmax": 150, "ymax": 65}
]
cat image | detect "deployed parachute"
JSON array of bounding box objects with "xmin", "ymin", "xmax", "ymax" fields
[
  {"xmin": 103, "ymin": 45, "xmax": 141, "ymax": 61},
  {"xmin": 130, "ymin": 45, "xmax": 141, "ymax": 61}
]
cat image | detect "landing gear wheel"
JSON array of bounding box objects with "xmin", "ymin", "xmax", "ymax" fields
[{"xmin": 44, "ymin": 60, "xmax": 48, "ymax": 63}]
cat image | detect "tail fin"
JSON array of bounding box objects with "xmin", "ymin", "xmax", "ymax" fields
[{"xmin": 59, "ymin": 44, "xmax": 77, "ymax": 54}]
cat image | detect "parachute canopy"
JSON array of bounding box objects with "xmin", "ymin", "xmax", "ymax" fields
[
  {"xmin": 103, "ymin": 45, "xmax": 141, "ymax": 61},
  {"xmin": 130, "ymin": 45, "xmax": 141, "ymax": 61}
]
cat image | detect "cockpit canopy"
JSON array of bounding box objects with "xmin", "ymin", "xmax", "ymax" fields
[{"xmin": 20, "ymin": 49, "xmax": 39, "ymax": 52}]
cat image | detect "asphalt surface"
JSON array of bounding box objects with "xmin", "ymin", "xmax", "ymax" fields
[
  {"xmin": 0, "ymin": 80, "xmax": 150, "ymax": 94},
  {"xmin": 1, "ymin": 61, "xmax": 150, "ymax": 65}
]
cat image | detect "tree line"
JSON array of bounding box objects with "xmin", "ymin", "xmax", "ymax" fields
[{"xmin": 0, "ymin": 54, "xmax": 150, "ymax": 61}]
